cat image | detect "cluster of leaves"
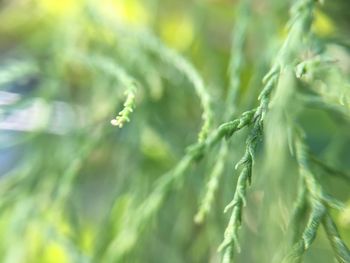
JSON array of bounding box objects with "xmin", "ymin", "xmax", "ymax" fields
[{"xmin": 0, "ymin": 0, "xmax": 349, "ymax": 262}]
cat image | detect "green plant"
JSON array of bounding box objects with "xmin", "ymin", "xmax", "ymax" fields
[{"xmin": 0, "ymin": 0, "xmax": 349, "ymax": 262}]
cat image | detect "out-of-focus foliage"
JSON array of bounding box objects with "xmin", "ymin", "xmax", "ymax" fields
[{"xmin": 0, "ymin": 0, "xmax": 349, "ymax": 262}]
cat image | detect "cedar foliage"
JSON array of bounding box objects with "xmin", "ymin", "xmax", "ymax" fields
[{"xmin": 0, "ymin": 0, "xmax": 349, "ymax": 262}]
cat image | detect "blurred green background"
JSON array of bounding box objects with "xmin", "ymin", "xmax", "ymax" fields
[{"xmin": 0, "ymin": 0, "xmax": 349, "ymax": 262}]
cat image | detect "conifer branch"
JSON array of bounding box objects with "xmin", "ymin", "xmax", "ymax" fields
[
  {"xmin": 323, "ymin": 213, "xmax": 350, "ymax": 263},
  {"xmin": 143, "ymin": 108, "xmax": 256, "ymax": 208},
  {"xmin": 290, "ymin": 178, "xmax": 308, "ymax": 244},
  {"xmin": 139, "ymin": 32, "xmax": 213, "ymax": 141},
  {"xmin": 69, "ymin": 52, "xmax": 139, "ymax": 128},
  {"xmin": 283, "ymin": 133, "xmax": 350, "ymax": 262},
  {"xmin": 86, "ymin": 55, "xmax": 138, "ymax": 128},
  {"xmin": 219, "ymin": 0, "xmax": 318, "ymax": 260},
  {"xmin": 194, "ymin": 144, "xmax": 227, "ymax": 224},
  {"xmin": 2, "ymin": 1, "xmax": 350, "ymax": 262},
  {"xmin": 110, "ymin": 87, "xmax": 136, "ymax": 128},
  {"xmin": 101, "ymin": 109, "xmax": 256, "ymax": 260},
  {"xmin": 85, "ymin": 9, "xmax": 210, "ymax": 131},
  {"xmin": 195, "ymin": 0, "xmax": 250, "ymax": 224}
]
